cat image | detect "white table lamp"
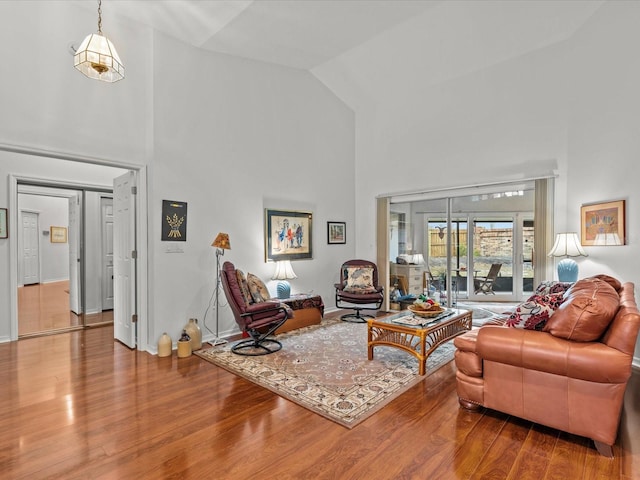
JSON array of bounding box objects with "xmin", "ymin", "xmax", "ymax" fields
[{"xmin": 548, "ymin": 232, "xmax": 587, "ymax": 282}]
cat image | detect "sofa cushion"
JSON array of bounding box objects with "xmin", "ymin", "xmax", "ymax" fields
[
  {"xmin": 592, "ymin": 274, "xmax": 622, "ymax": 292},
  {"xmin": 506, "ymin": 292, "xmax": 565, "ymax": 331},
  {"xmin": 544, "ymin": 277, "xmax": 620, "ymax": 342},
  {"xmin": 344, "ymin": 266, "xmax": 376, "ymax": 293},
  {"xmin": 235, "ymin": 269, "xmax": 254, "ymax": 305},
  {"xmin": 247, "ymin": 273, "xmax": 270, "ymax": 303}
]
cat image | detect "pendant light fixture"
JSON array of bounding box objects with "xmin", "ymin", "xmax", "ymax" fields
[{"xmin": 74, "ymin": 0, "xmax": 124, "ymax": 83}]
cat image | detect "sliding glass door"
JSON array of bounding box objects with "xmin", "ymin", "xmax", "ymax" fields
[{"xmin": 469, "ymin": 218, "xmax": 514, "ymax": 300}]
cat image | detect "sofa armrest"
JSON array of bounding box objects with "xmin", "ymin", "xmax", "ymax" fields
[{"xmin": 477, "ymin": 327, "xmax": 631, "ymax": 383}]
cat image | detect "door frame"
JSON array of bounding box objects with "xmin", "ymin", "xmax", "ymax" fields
[{"xmin": 8, "ymin": 167, "xmax": 147, "ymax": 350}]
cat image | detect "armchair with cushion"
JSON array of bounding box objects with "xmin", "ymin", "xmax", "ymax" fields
[
  {"xmin": 454, "ymin": 275, "xmax": 640, "ymax": 457},
  {"xmin": 334, "ymin": 259, "xmax": 384, "ymax": 322},
  {"xmin": 220, "ymin": 261, "xmax": 293, "ymax": 356}
]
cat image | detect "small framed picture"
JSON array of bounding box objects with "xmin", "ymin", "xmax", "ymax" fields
[
  {"xmin": 162, "ymin": 200, "xmax": 188, "ymax": 241},
  {"xmin": 50, "ymin": 226, "xmax": 68, "ymax": 243},
  {"xmin": 0, "ymin": 208, "xmax": 7, "ymax": 239},
  {"xmin": 580, "ymin": 200, "xmax": 625, "ymax": 246},
  {"xmin": 327, "ymin": 221, "xmax": 346, "ymax": 244}
]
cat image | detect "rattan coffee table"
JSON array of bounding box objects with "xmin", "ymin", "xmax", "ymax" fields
[{"xmin": 367, "ymin": 308, "xmax": 472, "ymax": 375}]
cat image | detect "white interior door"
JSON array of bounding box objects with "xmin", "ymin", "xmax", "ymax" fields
[
  {"xmin": 101, "ymin": 197, "xmax": 114, "ymax": 311},
  {"xmin": 113, "ymin": 172, "xmax": 136, "ymax": 348},
  {"xmin": 21, "ymin": 211, "xmax": 39, "ymax": 285},
  {"xmin": 68, "ymin": 193, "xmax": 82, "ymax": 315}
]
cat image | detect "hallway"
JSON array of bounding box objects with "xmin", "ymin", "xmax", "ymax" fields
[{"xmin": 18, "ymin": 281, "xmax": 113, "ymax": 337}]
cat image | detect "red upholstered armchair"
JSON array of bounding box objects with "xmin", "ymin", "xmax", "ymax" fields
[
  {"xmin": 334, "ymin": 259, "xmax": 384, "ymax": 322},
  {"xmin": 220, "ymin": 261, "xmax": 293, "ymax": 355}
]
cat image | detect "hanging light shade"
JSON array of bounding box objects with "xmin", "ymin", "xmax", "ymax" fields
[{"xmin": 74, "ymin": 0, "xmax": 124, "ymax": 83}]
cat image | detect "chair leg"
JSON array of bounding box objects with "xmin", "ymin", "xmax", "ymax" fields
[
  {"xmin": 232, "ymin": 338, "xmax": 283, "ymax": 356},
  {"xmin": 340, "ymin": 308, "xmax": 374, "ymax": 323},
  {"xmin": 231, "ymin": 318, "xmax": 286, "ymax": 356},
  {"xmin": 593, "ymin": 440, "xmax": 614, "ymax": 458}
]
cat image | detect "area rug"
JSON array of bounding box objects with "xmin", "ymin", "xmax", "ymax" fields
[
  {"xmin": 195, "ymin": 318, "xmax": 455, "ymax": 428},
  {"xmin": 457, "ymin": 303, "xmax": 515, "ymax": 327}
]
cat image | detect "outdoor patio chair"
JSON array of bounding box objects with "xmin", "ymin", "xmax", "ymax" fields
[
  {"xmin": 335, "ymin": 259, "xmax": 384, "ymax": 322},
  {"xmin": 474, "ymin": 263, "xmax": 502, "ymax": 295}
]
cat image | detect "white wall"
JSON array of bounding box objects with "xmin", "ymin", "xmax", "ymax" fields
[
  {"xmin": 0, "ymin": 1, "xmax": 151, "ymax": 164},
  {"xmin": 17, "ymin": 194, "xmax": 69, "ymax": 283},
  {"xmin": 0, "ymin": 2, "xmax": 356, "ymax": 350},
  {"xmin": 148, "ymin": 33, "xmax": 355, "ymax": 349},
  {"xmin": 314, "ymin": 0, "xmax": 640, "ymax": 363}
]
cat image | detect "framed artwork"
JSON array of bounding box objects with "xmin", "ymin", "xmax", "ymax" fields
[
  {"xmin": 0, "ymin": 208, "xmax": 7, "ymax": 239},
  {"xmin": 327, "ymin": 221, "xmax": 346, "ymax": 244},
  {"xmin": 264, "ymin": 209, "xmax": 312, "ymax": 261},
  {"xmin": 162, "ymin": 200, "xmax": 187, "ymax": 241},
  {"xmin": 580, "ymin": 200, "xmax": 625, "ymax": 246},
  {"xmin": 50, "ymin": 226, "xmax": 67, "ymax": 243}
]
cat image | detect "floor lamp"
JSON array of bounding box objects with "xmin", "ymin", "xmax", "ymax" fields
[{"xmin": 211, "ymin": 232, "xmax": 231, "ymax": 346}]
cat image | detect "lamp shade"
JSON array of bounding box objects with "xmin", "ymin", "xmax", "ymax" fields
[
  {"xmin": 272, "ymin": 260, "xmax": 297, "ymax": 299},
  {"xmin": 212, "ymin": 232, "xmax": 231, "ymax": 250},
  {"xmin": 412, "ymin": 254, "xmax": 425, "ymax": 265},
  {"xmin": 548, "ymin": 233, "xmax": 587, "ymax": 283},
  {"xmin": 547, "ymin": 233, "xmax": 587, "ymax": 258},
  {"xmin": 74, "ymin": 33, "xmax": 125, "ymax": 82},
  {"xmin": 74, "ymin": 0, "xmax": 124, "ymax": 83},
  {"xmin": 271, "ymin": 260, "xmax": 297, "ymax": 280}
]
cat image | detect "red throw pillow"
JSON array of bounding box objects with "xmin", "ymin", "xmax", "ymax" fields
[
  {"xmin": 506, "ymin": 292, "xmax": 565, "ymax": 331},
  {"xmin": 543, "ymin": 277, "xmax": 619, "ymax": 341}
]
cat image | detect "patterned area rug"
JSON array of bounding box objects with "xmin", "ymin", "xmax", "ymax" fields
[
  {"xmin": 457, "ymin": 303, "xmax": 515, "ymax": 327},
  {"xmin": 195, "ymin": 318, "xmax": 455, "ymax": 428}
]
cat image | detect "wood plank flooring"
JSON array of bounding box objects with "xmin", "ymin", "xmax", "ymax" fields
[
  {"xmin": 0, "ymin": 313, "xmax": 638, "ymax": 479},
  {"xmin": 18, "ymin": 281, "xmax": 113, "ymax": 337}
]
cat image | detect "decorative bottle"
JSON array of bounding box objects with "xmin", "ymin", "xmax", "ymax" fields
[
  {"xmin": 184, "ymin": 318, "xmax": 202, "ymax": 351},
  {"xmin": 157, "ymin": 332, "xmax": 172, "ymax": 358},
  {"xmin": 177, "ymin": 330, "xmax": 192, "ymax": 358}
]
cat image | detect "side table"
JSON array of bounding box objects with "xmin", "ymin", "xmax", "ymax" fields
[{"xmin": 273, "ymin": 294, "xmax": 324, "ymax": 334}]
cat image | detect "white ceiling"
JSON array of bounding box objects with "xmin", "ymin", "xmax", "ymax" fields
[
  {"xmin": 72, "ymin": 0, "xmax": 439, "ymax": 70},
  {"xmin": 72, "ymin": 0, "xmax": 603, "ymax": 71}
]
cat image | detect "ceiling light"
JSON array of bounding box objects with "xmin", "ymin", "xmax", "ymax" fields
[{"xmin": 74, "ymin": 0, "xmax": 124, "ymax": 83}]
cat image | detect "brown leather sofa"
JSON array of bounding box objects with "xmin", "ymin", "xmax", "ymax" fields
[{"xmin": 454, "ymin": 275, "xmax": 640, "ymax": 457}]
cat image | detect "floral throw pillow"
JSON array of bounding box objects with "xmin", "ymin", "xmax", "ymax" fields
[
  {"xmin": 506, "ymin": 292, "xmax": 566, "ymax": 331},
  {"xmin": 235, "ymin": 269, "xmax": 254, "ymax": 305},
  {"xmin": 247, "ymin": 273, "xmax": 271, "ymax": 303},
  {"xmin": 534, "ymin": 281, "xmax": 574, "ymax": 296},
  {"xmin": 344, "ymin": 266, "xmax": 376, "ymax": 294}
]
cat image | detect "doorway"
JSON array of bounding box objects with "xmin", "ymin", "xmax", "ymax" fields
[
  {"xmin": 16, "ymin": 184, "xmax": 115, "ymax": 337},
  {"xmin": 382, "ymin": 180, "xmax": 545, "ymax": 307}
]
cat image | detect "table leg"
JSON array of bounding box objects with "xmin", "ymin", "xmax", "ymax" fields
[{"xmin": 418, "ymin": 332, "xmax": 426, "ymax": 375}]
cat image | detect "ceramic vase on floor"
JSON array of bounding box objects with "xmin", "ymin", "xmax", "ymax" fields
[
  {"xmin": 183, "ymin": 318, "xmax": 202, "ymax": 350},
  {"xmin": 177, "ymin": 330, "xmax": 192, "ymax": 358},
  {"xmin": 157, "ymin": 333, "xmax": 172, "ymax": 357}
]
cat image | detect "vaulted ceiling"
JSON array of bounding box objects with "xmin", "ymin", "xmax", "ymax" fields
[{"xmin": 72, "ymin": 0, "xmax": 603, "ymax": 72}]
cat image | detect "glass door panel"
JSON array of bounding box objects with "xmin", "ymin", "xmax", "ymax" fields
[
  {"xmin": 522, "ymin": 218, "xmax": 534, "ymax": 297},
  {"xmin": 470, "ymin": 219, "xmax": 515, "ymax": 300}
]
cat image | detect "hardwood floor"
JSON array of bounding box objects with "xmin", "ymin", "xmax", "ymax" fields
[
  {"xmin": 1, "ymin": 313, "xmax": 638, "ymax": 479},
  {"xmin": 18, "ymin": 281, "xmax": 113, "ymax": 337}
]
